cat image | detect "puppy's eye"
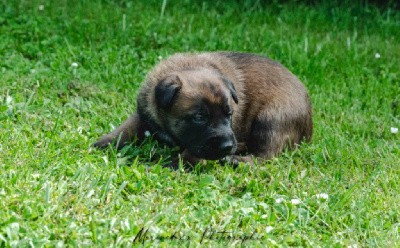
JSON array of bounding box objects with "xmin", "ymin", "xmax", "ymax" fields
[
  {"xmin": 226, "ymin": 110, "xmax": 233, "ymax": 121},
  {"xmin": 224, "ymin": 105, "xmax": 233, "ymax": 116},
  {"xmin": 193, "ymin": 112, "xmax": 207, "ymax": 123}
]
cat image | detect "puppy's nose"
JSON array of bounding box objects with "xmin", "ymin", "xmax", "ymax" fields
[{"xmin": 219, "ymin": 140, "xmax": 234, "ymax": 154}]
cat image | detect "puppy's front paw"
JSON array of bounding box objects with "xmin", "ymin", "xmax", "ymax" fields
[
  {"xmin": 165, "ymin": 158, "xmax": 181, "ymax": 170},
  {"xmin": 221, "ymin": 155, "xmax": 240, "ymax": 167},
  {"xmin": 221, "ymin": 155, "xmax": 254, "ymax": 167},
  {"xmin": 164, "ymin": 150, "xmax": 206, "ymax": 171},
  {"xmin": 93, "ymin": 135, "xmax": 113, "ymax": 149}
]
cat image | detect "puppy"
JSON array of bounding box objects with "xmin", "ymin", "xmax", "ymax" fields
[{"xmin": 94, "ymin": 52, "xmax": 313, "ymax": 166}]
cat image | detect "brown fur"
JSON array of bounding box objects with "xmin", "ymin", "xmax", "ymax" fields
[{"xmin": 94, "ymin": 52, "xmax": 313, "ymax": 167}]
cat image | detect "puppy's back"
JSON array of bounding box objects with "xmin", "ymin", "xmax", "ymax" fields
[{"xmin": 218, "ymin": 52, "xmax": 313, "ymax": 144}]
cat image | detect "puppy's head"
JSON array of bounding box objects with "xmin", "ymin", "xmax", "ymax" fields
[{"xmin": 155, "ymin": 69, "xmax": 238, "ymax": 160}]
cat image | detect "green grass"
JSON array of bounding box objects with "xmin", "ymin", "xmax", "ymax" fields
[{"xmin": 1, "ymin": 0, "xmax": 399, "ymax": 246}]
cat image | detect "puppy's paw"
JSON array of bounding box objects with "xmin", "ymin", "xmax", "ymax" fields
[
  {"xmin": 93, "ymin": 135, "xmax": 113, "ymax": 149},
  {"xmin": 221, "ymin": 155, "xmax": 240, "ymax": 167},
  {"xmin": 165, "ymin": 156, "xmax": 197, "ymax": 171},
  {"xmin": 165, "ymin": 158, "xmax": 181, "ymax": 170},
  {"xmin": 221, "ymin": 155, "xmax": 254, "ymax": 167}
]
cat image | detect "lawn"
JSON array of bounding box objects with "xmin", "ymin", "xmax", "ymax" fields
[{"xmin": 1, "ymin": 0, "xmax": 399, "ymax": 246}]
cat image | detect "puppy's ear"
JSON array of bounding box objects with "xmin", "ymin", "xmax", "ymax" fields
[
  {"xmin": 155, "ymin": 75, "xmax": 182, "ymax": 109},
  {"xmin": 222, "ymin": 77, "xmax": 238, "ymax": 104}
]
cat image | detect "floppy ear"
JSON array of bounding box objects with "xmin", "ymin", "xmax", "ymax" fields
[
  {"xmin": 222, "ymin": 77, "xmax": 238, "ymax": 104},
  {"xmin": 155, "ymin": 75, "xmax": 182, "ymax": 109}
]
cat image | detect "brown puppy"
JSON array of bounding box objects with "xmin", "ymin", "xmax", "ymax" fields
[{"xmin": 94, "ymin": 52, "xmax": 313, "ymax": 166}]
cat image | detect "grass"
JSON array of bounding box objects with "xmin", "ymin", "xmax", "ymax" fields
[{"xmin": 1, "ymin": 0, "xmax": 399, "ymax": 246}]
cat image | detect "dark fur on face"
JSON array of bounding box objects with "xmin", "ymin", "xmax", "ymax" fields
[{"xmin": 155, "ymin": 70, "xmax": 238, "ymax": 160}]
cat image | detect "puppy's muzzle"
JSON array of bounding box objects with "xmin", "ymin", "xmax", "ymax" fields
[
  {"xmin": 207, "ymin": 135, "xmax": 237, "ymax": 157},
  {"xmin": 218, "ymin": 139, "xmax": 235, "ymax": 155}
]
